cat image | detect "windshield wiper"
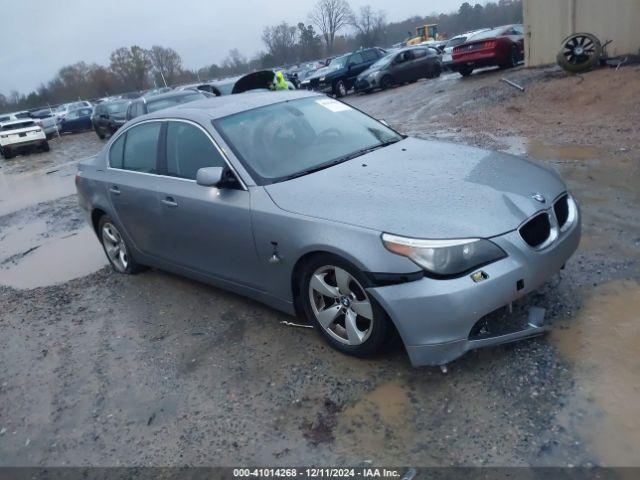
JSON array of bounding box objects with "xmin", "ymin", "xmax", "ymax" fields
[{"xmin": 277, "ymin": 138, "xmax": 402, "ymax": 183}]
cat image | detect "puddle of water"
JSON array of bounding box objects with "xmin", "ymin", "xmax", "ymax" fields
[
  {"xmin": 335, "ymin": 381, "xmax": 413, "ymax": 453},
  {"xmin": 0, "ymin": 226, "xmax": 106, "ymax": 289},
  {"xmin": 0, "ymin": 165, "xmax": 76, "ymax": 216},
  {"xmin": 551, "ymin": 280, "xmax": 640, "ymax": 466}
]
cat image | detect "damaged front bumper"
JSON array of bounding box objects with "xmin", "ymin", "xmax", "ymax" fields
[{"xmin": 368, "ymin": 206, "xmax": 581, "ymax": 367}]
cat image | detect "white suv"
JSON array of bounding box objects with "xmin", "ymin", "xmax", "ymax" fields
[{"xmin": 0, "ymin": 119, "xmax": 49, "ymax": 159}]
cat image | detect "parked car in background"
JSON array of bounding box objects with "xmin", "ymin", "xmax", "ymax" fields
[
  {"xmin": 450, "ymin": 24, "xmax": 524, "ymax": 77},
  {"xmin": 125, "ymin": 90, "xmax": 210, "ymax": 121},
  {"xmin": 0, "ymin": 119, "xmax": 49, "ymax": 159},
  {"xmin": 441, "ymin": 28, "xmax": 491, "ymax": 69},
  {"xmin": 29, "ymin": 109, "xmax": 59, "ymax": 138},
  {"xmin": 300, "ymin": 48, "xmax": 386, "ymax": 97},
  {"xmin": 0, "ymin": 111, "xmax": 31, "ymax": 123},
  {"xmin": 92, "ymin": 99, "xmax": 130, "ymax": 139},
  {"xmin": 58, "ymin": 107, "xmax": 93, "ymax": 134},
  {"xmin": 54, "ymin": 101, "xmax": 93, "ymax": 121},
  {"xmin": 76, "ymin": 90, "xmax": 580, "ymax": 367},
  {"xmin": 355, "ymin": 46, "xmax": 442, "ymax": 93},
  {"xmin": 143, "ymin": 87, "xmax": 173, "ymax": 97}
]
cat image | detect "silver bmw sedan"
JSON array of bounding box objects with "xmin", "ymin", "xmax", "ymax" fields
[{"xmin": 76, "ymin": 90, "xmax": 580, "ymax": 367}]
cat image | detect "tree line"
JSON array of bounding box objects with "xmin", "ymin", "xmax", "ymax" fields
[{"xmin": 1, "ymin": 0, "xmax": 522, "ymax": 112}]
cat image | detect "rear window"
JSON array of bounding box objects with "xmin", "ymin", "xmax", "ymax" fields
[
  {"xmin": 106, "ymin": 101, "xmax": 129, "ymax": 114},
  {"xmin": 147, "ymin": 93, "xmax": 203, "ymax": 113},
  {"xmin": 2, "ymin": 121, "xmax": 35, "ymax": 130},
  {"xmin": 467, "ymin": 28, "xmax": 506, "ymax": 42}
]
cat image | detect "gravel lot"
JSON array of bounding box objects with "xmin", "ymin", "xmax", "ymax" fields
[{"xmin": 1, "ymin": 65, "xmax": 638, "ymax": 467}]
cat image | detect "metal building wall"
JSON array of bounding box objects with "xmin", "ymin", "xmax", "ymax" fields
[{"xmin": 524, "ymin": 0, "xmax": 640, "ymax": 67}]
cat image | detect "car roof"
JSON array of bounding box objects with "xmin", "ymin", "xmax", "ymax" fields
[
  {"xmin": 141, "ymin": 90, "xmax": 322, "ymax": 121},
  {"xmin": 139, "ymin": 90, "xmax": 203, "ymax": 103}
]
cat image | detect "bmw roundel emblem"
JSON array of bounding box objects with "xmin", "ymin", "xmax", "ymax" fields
[{"xmin": 531, "ymin": 193, "xmax": 546, "ymax": 203}]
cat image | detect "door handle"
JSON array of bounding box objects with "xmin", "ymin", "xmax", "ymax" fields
[
  {"xmin": 161, "ymin": 196, "xmax": 178, "ymax": 207},
  {"xmin": 109, "ymin": 185, "xmax": 121, "ymax": 195}
]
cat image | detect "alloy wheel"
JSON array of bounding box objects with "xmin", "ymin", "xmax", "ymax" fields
[
  {"xmin": 101, "ymin": 222, "xmax": 129, "ymax": 272},
  {"xmin": 308, "ymin": 265, "xmax": 374, "ymax": 345}
]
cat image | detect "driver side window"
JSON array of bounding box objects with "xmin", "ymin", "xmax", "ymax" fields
[{"xmin": 165, "ymin": 122, "xmax": 226, "ymax": 180}]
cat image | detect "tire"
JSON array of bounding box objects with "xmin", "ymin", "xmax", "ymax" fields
[
  {"xmin": 380, "ymin": 75, "xmax": 393, "ymax": 90},
  {"xmin": 501, "ymin": 45, "xmax": 519, "ymax": 69},
  {"xmin": 333, "ymin": 80, "xmax": 347, "ymax": 98},
  {"xmin": 459, "ymin": 65, "xmax": 473, "ymax": 77},
  {"xmin": 41, "ymin": 141, "xmax": 50, "ymax": 152},
  {"xmin": 298, "ymin": 254, "xmax": 392, "ymax": 358},
  {"xmin": 556, "ymin": 32, "xmax": 602, "ymax": 73},
  {"xmin": 98, "ymin": 215, "xmax": 144, "ymax": 274},
  {"xmin": 408, "ymin": 79, "xmax": 418, "ymax": 84},
  {"xmin": 2, "ymin": 147, "xmax": 14, "ymax": 159},
  {"xmin": 95, "ymin": 127, "xmax": 106, "ymax": 140},
  {"xmin": 429, "ymin": 63, "xmax": 442, "ymax": 78}
]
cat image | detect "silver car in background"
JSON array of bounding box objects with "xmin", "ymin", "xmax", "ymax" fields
[{"xmin": 76, "ymin": 91, "xmax": 580, "ymax": 367}]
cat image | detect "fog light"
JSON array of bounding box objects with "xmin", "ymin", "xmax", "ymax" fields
[{"xmin": 471, "ymin": 271, "xmax": 489, "ymax": 283}]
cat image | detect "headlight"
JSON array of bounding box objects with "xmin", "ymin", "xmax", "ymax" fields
[
  {"xmin": 319, "ymin": 76, "xmax": 326, "ymax": 82},
  {"xmin": 382, "ymin": 233, "xmax": 506, "ymax": 277}
]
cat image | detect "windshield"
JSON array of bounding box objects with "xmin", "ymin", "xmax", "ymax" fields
[
  {"xmin": 328, "ymin": 55, "xmax": 348, "ymax": 69},
  {"xmin": 106, "ymin": 101, "xmax": 129, "ymax": 114},
  {"xmin": 369, "ymin": 53, "xmax": 395, "ymax": 70},
  {"xmin": 214, "ymin": 97, "xmax": 402, "ymax": 185},
  {"xmin": 147, "ymin": 93, "xmax": 203, "ymax": 113},
  {"xmin": 2, "ymin": 121, "xmax": 35, "ymax": 131}
]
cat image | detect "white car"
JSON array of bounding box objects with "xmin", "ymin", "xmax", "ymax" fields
[
  {"xmin": 0, "ymin": 119, "xmax": 49, "ymax": 159},
  {"xmin": 442, "ymin": 29, "xmax": 491, "ymax": 67},
  {"xmin": 29, "ymin": 108, "xmax": 59, "ymax": 138}
]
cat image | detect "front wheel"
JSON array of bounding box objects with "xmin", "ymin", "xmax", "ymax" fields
[
  {"xmin": 299, "ymin": 255, "xmax": 392, "ymax": 358},
  {"xmin": 41, "ymin": 141, "xmax": 50, "ymax": 152},
  {"xmin": 380, "ymin": 75, "xmax": 393, "ymax": 90},
  {"xmin": 333, "ymin": 80, "xmax": 347, "ymax": 97},
  {"xmin": 95, "ymin": 127, "xmax": 106, "ymax": 140},
  {"xmin": 98, "ymin": 215, "xmax": 144, "ymax": 274}
]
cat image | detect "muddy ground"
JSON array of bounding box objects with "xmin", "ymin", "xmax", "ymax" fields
[{"xmin": 0, "ymin": 65, "xmax": 638, "ymax": 468}]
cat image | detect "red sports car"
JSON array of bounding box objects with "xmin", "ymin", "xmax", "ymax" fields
[{"xmin": 451, "ymin": 24, "xmax": 524, "ymax": 77}]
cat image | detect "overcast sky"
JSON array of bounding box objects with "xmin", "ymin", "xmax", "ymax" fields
[{"xmin": 1, "ymin": 0, "xmax": 468, "ymax": 95}]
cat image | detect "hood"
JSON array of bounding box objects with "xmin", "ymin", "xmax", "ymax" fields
[
  {"xmin": 308, "ymin": 64, "xmax": 343, "ymax": 80},
  {"xmin": 264, "ymin": 138, "xmax": 567, "ymax": 239}
]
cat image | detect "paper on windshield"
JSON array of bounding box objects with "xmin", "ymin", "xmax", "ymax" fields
[{"xmin": 316, "ymin": 98, "xmax": 352, "ymax": 112}]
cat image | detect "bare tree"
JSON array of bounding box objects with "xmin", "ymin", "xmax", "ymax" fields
[
  {"xmin": 262, "ymin": 22, "xmax": 298, "ymax": 66},
  {"xmin": 350, "ymin": 6, "xmax": 386, "ymax": 47},
  {"xmin": 109, "ymin": 46, "xmax": 152, "ymax": 90},
  {"xmin": 148, "ymin": 46, "xmax": 183, "ymax": 86},
  {"xmin": 309, "ymin": 0, "xmax": 352, "ymax": 54}
]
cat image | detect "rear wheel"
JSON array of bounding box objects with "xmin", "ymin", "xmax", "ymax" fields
[
  {"xmin": 98, "ymin": 215, "xmax": 144, "ymax": 274},
  {"xmin": 459, "ymin": 65, "xmax": 473, "ymax": 77},
  {"xmin": 299, "ymin": 254, "xmax": 392, "ymax": 358},
  {"xmin": 41, "ymin": 141, "xmax": 50, "ymax": 152},
  {"xmin": 427, "ymin": 63, "xmax": 442, "ymax": 78},
  {"xmin": 1, "ymin": 147, "xmax": 14, "ymax": 159}
]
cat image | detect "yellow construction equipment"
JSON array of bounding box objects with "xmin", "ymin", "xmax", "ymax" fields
[{"xmin": 406, "ymin": 24, "xmax": 443, "ymax": 45}]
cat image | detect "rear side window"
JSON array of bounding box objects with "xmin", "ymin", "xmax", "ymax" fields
[
  {"xmin": 166, "ymin": 122, "xmax": 226, "ymax": 180},
  {"xmin": 362, "ymin": 49, "xmax": 378, "ymax": 62},
  {"xmin": 122, "ymin": 122, "xmax": 161, "ymax": 173},
  {"xmin": 349, "ymin": 52, "xmax": 364, "ymax": 65},
  {"xmin": 413, "ymin": 49, "xmax": 427, "ymax": 58},
  {"xmin": 109, "ymin": 134, "xmax": 125, "ymax": 168}
]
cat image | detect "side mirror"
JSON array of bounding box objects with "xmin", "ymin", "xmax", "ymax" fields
[{"xmin": 196, "ymin": 166, "xmax": 224, "ymax": 187}]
